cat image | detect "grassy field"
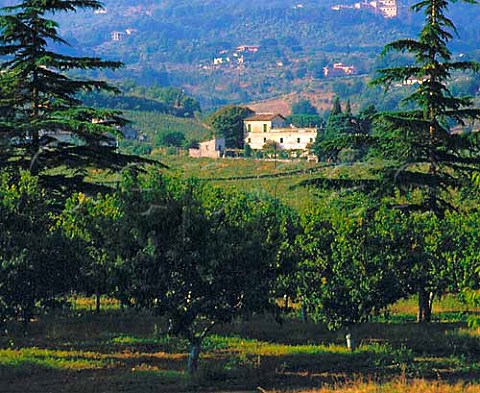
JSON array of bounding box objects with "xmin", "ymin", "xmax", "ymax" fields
[
  {"xmin": 156, "ymin": 156, "xmax": 379, "ymax": 211},
  {"xmin": 1, "ymin": 296, "xmax": 479, "ymax": 393}
]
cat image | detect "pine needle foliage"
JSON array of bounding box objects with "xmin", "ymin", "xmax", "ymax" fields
[
  {"xmin": 310, "ymin": 0, "xmax": 480, "ymax": 213},
  {"xmin": 0, "ymin": 0, "xmax": 147, "ymax": 195},
  {"xmin": 370, "ymin": 0, "xmax": 480, "ymax": 213},
  {"xmin": 304, "ymin": 0, "xmax": 480, "ymax": 324}
]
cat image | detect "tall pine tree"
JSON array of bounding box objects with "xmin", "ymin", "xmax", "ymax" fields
[
  {"xmin": 0, "ymin": 0, "xmax": 145, "ymax": 195},
  {"xmin": 371, "ymin": 0, "xmax": 480, "ymax": 321},
  {"xmin": 305, "ymin": 0, "xmax": 480, "ymax": 322},
  {"xmin": 372, "ymin": 0, "xmax": 480, "ymax": 213}
]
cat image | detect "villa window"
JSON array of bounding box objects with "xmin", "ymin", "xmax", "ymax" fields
[
  {"xmin": 248, "ymin": 138, "xmax": 251, "ymax": 143},
  {"xmin": 263, "ymin": 124, "xmax": 267, "ymax": 132},
  {"xmin": 297, "ymin": 138, "xmax": 301, "ymax": 143},
  {"xmin": 280, "ymin": 138, "xmax": 284, "ymax": 143}
]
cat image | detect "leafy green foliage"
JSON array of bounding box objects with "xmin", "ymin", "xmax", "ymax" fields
[
  {"xmin": 296, "ymin": 204, "xmax": 403, "ymax": 329},
  {"xmin": 158, "ymin": 132, "xmax": 186, "ymax": 147},
  {"xmin": 208, "ymin": 105, "xmax": 253, "ymax": 149},
  {"xmin": 314, "ymin": 101, "xmax": 375, "ymax": 162},
  {"xmin": 293, "ymin": 200, "xmax": 480, "ymax": 329},
  {"xmin": 303, "ymin": 0, "xmax": 480, "ymax": 323},
  {"xmin": 286, "ymin": 114, "xmax": 324, "ymax": 128},
  {"xmin": 291, "ymin": 99, "xmax": 318, "ymax": 116},
  {"xmin": 0, "ymin": 171, "xmax": 77, "ymax": 323},
  {"xmin": 51, "ymin": 171, "xmax": 290, "ymax": 372},
  {"xmin": 58, "ymin": 192, "xmax": 123, "ymax": 313},
  {"xmin": 262, "ymin": 139, "xmax": 281, "ymax": 156},
  {"xmin": 117, "ymin": 173, "xmax": 283, "ymax": 321}
]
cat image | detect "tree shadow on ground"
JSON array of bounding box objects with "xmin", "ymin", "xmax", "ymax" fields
[{"xmin": 1, "ymin": 312, "xmax": 480, "ymax": 392}]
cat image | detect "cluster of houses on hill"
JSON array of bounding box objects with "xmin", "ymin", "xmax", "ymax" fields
[
  {"xmin": 189, "ymin": 113, "xmax": 318, "ymax": 159},
  {"xmin": 211, "ymin": 45, "xmax": 261, "ymax": 69},
  {"xmin": 323, "ymin": 63, "xmax": 357, "ymax": 77},
  {"xmin": 111, "ymin": 28, "xmax": 137, "ymax": 42},
  {"xmin": 331, "ymin": 0, "xmax": 398, "ymax": 18}
]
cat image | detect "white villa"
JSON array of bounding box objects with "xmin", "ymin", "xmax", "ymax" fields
[{"xmin": 244, "ymin": 113, "xmax": 317, "ymax": 152}]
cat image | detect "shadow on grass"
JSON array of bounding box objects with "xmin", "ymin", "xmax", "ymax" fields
[
  {"xmin": 221, "ymin": 317, "xmax": 480, "ymax": 358},
  {"xmin": 1, "ymin": 343, "xmax": 479, "ymax": 392},
  {"xmin": 0, "ymin": 365, "xmax": 190, "ymax": 393},
  {"xmin": 2, "ymin": 312, "xmax": 480, "ymax": 392}
]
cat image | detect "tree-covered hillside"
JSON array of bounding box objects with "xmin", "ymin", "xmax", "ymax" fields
[{"xmin": 1, "ymin": 0, "xmax": 477, "ymax": 110}]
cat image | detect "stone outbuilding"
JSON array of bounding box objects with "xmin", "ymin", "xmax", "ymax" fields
[{"xmin": 189, "ymin": 137, "xmax": 226, "ymax": 159}]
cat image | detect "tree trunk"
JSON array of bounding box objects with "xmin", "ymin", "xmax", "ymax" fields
[
  {"xmin": 346, "ymin": 332, "xmax": 356, "ymax": 352},
  {"xmin": 417, "ymin": 288, "xmax": 433, "ymax": 322},
  {"xmin": 95, "ymin": 290, "xmax": 101, "ymax": 314},
  {"xmin": 30, "ymin": 77, "xmax": 40, "ymax": 175},
  {"xmin": 185, "ymin": 321, "xmax": 216, "ymax": 375},
  {"xmin": 301, "ymin": 302, "xmax": 308, "ymax": 323},
  {"xmin": 187, "ymin": 339, "xmax": 202, "ymax": 375},
  {"xmin": 21, "ymin": 306, "xmax": 33, "ymax": 332}
]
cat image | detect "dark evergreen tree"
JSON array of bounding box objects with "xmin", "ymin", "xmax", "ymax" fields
[
  {"xmin": 314, "ymin": 99, "xmax": 372, "ymax": 162},
  {"xmin": 370, "ymin": 0, "xmax": 480, "ymax": 321},
  {"xmin": 307, "ymin": 0, "xmax": 480, "ymax": 322},
  {"xmin": 331, "ymin": 96, "xmax": 342, "ymax": 116},
  {"xmin": 291, "ymin": 99, "xmax": 319, "ymax": 116},
  {"xmin": 345, "ymin": 100, "xmax": 352, "ymax": 115},
  {"xmin": 372, "ymin": 0, "xmax": 480, "ymax": 215},
  {"xmin": 0, "ymin": 0, "xmax": 146, "ymax": 195}
]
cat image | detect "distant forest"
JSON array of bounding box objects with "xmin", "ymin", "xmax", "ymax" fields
[{"xmin": 1, "ymin": 0, "xmax": 479, "ymax": 108}]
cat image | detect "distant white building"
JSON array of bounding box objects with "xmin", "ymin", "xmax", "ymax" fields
[
  {"xmin": 323, "ymin": 62, "xmax": 357, "ymax": 77},
  {"xmin": 236, "ymin": 45, "xmax": 260, "ymax": 53},
  {"xmin": 331, "ymin": 0, "xmax": 397, "ymax": 18},
  {"xmin": 189, "ymin": 137, "xmax": 225, "ymax": 159},
  {"xmin": 111, "ymin": 31, "xmax": 124, "ymax": 41},
  {"xmin": 244, "ymin": 113, "xmax": 317, "ymax": 152},
  {"xmin": 374, "ymin": 0, "xmax": 398, "ymax": 18}
]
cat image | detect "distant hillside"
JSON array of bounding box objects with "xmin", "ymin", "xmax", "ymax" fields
[
  {"xmin": 246, "ymin": 90, "xmax": 336, "ymax": 117},
  {"xmin": 1, "ymin": 0, "xmax": 479, "ymax": 110},
  {"xmin": 119, "ymin": 111, "xmax": 211, "ymax": 155}
]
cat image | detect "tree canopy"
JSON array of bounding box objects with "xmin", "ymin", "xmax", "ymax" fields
[
  {"xmin": 291, "ymin": 99, "xmax": 319, "ymax": 116},
  {"xmin": 0, "ymin": 0, "xmax": 147, "ymax": 195},
  {"xmin": 309, "ymin": 0, "xmax": 480, "ymax": 322},
  {"xmin": 371, "ymin": 0, "xmax": 480, "ymax": 214},
  {"xmin": 208, "ymin": 105, "xmax": 253, "ymax": 149}
]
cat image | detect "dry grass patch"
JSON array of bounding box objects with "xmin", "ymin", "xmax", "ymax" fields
[
  {"xmin": 389, "ymin": 295, "xmax": 472, "ymax": 318},
  {"xmin": 291, "ymin": 379, "xmax": 480, "ymax": 393}
]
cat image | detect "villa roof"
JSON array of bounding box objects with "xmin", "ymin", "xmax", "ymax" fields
[{"xmin": 245, "ymin": 113, "xmax": 286, "ymax": 122}]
